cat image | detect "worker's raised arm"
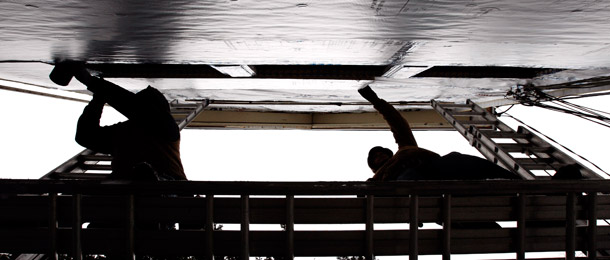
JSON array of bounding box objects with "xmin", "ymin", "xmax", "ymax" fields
[{"xmin": 358, "ymin": 86, "xmax": 418, "ymax": 148}]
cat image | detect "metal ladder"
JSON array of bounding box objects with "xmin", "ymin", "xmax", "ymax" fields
[
  {"xmin": 431, "ymin": 99, "xmax": 601, "ymax": 180},
  {"xmin": 42, "ymin": 100, "xmax": 208, "ymax": 180}
]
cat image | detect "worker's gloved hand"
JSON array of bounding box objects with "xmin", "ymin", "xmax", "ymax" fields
[
  {"xmin": 72, "ymin": 63, "xmax": 95, "ymax": 86},
  {"xmin": 358, "ymin": 85, "xmax": 380, "ymax": 102}
]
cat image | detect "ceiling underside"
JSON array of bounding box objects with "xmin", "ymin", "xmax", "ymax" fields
[{"xmin": 1, "ymin": 0, "xmax": 610, "ymax": 115}]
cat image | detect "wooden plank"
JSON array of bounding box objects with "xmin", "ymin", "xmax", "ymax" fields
[
  {"xmin": 567, "ymin": 193, "xmax": 576, "ymax": 260},
  {"xmin": 126, "ymin": 195, "xmax": 135, "ymax": 260},
  {"xmin": 286, "ymin": 195, "xmax": 295, "ymax": 260},
  {"xmin": 206, "ymin": 194, "xmax": 214, "ymax": 260},
  {"xmin": 6, "ymin": 180, "xmax": 610, "ymax": 258},
  {"xmin": 2, "ymin": 194, "xmax": 596, "ymax": 226},
  {"xmin": 2, "ymin": 226, "xmax": 604, "ymax": 256},
  {"xmin": 241, "ymin": 195, "xmax": 250, "ymax": 260},
  {"xmin": 517, "ymin": 193, "xmax": 526, "ymax": 260},
  {"xmin": 588, "ymin": 193, "xmax": 598, "ymax": 260},
  {"xmin": 188, "ymin": 109, "xmax": 453, "ymax": 130},
  {"xmin": 410, "ymin": 195, "xmax": 419, "ymax": 260},
  {"xmin": 442, "ymin": 194, "xmax": 451, "ymax": 260},
  {"xmin": 366, "ymin": 195, "xmax": 374, "ymax": 260},
  {"xmin": 72, "ymin": 194, "xmax": 82, "ymax": 260},
  {"xmin": 5, "ymin": 179, "xmax": 610, "ymax": 196},
  {"xmin": 49, "ymin": 193, "xmax": 58, "ymax": 260}
]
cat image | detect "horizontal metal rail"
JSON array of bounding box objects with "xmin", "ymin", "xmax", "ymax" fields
[
  {"xmin": 3, "ymin": 179, "xmax": 610, "ymax": 196},
  {"xmin": 2, "ymin": 179, "xmax": 610, "ymax": 259}
]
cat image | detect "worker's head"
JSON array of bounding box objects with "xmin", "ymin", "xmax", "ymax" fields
[
  {"xmin": 136, "ymin": 86, "xmax": 170, "ymax": 112},
  {"xmin": 367, "ymin": 146, "xmax": 393, "ymax": 172}
]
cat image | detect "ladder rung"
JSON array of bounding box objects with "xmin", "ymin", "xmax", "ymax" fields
[
  {"xmin": 54, "ymin": 172, "xmax": 110, "ymax": 180},
  {"xmin": 479, "ymin": 130, "xmax": 530, "ymax": 139},
  {"xmin": 516, "ymin": 161, "xmax": 566, "ymax": 171},
  {"xmin": 79, "ymin": 154, "xmax": 113, "ymax": 161},
  {"xmin": 171, "ymin": 111, "xmax": 192, "ymax": 115},
  {"xmin": 514, "ymin": 157, "xmax": 555, "ymax": 165},
  {"xmin": 79, "ymin": 164, "xmax": 112, "ymax": 171},
  {"xmin": 440, "ymin": 103, "xmax": 473, "ymax": 108},
  {"xmin": 451, "ymin": 111, "xmax": 484, "ymax": 116},
  {"xmin": 171, "ymin": 107, "xmax": 197, "ymax": 111},
  {"xmin": 499, "ymin": 144, "xmax": 552, "ymax": 153},
  {"xmin": 461, "ymin": 120, "xmax": 498, "ymax": 125},
  {"xmin": 170, "ymin": 103, "xmax": 199, "ymax": 108}
]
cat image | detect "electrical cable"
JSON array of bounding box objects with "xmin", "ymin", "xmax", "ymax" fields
[
  {"xmin": 494, "ymin": 104, "xmax": 514, "ymax": 117},
  {"xmin": 508, "ymin": 84, "xmax": 610, "ymax": 128}
]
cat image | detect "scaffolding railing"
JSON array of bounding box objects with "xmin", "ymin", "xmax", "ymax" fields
[{"xmin": 1, "ymin": 179, "xmax": 610, "ymax": 260}]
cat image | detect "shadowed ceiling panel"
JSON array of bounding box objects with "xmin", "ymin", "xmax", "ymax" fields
[
  {"xmin": 414, "ymin": 66, "xmax": 565, "ymax": 79},
  {"xmin": 86, "ymin": 64, "xmax": 389, "ymax": 80},
  {"xmin": 1, "ymin": 0, "xmax": 610, "ymax": 112}
]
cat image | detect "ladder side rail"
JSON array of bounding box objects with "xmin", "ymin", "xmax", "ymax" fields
[
  {"xmin": 466, "ymin": 100, "xmax": 516, "ymax": 133},
  {"xmin": 516, "ymin": 126, "xmax": 603, "ymax": 179},
  {"xmin": 431, "ymin": 100, "xmax": 535, "ymax": 179},
  {"xmin": 467, "ymin": 99, "xmax": 602, "ymax": 179},
  {"xmin": 467, "ymin": 100, "xmax": 551, "ymax": 178},
  {"xmin": 173, "ymin": 100, "xmax": 209, "ymax": 130},
  {"xmin": 41, "ymin": 149, "xmax": 97, "ymax": 179},
  {"xmin": 44, "ymin": 100, "xmax": 207, "ymax": 181},
  {"xmin": 431, "ymin": 100, "xmax": 476, "ymax": 142},
  {"xmin": 470, "ymin": 126, "xmax": 537, "ymax": 179}
]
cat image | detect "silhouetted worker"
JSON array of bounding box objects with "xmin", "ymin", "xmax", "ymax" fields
[
  {"xmin": 359, "ymin": 85, "xmax": 519, "ymax": 181},
  {"xmin": 71, "ymin": 66, "xmax": 186, "ymax": 181},
  {"xmin": 359, "ymin": 86, "xmax": 440, "ymax": 181}
]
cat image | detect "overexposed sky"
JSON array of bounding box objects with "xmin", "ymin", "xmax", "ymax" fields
[{"xmin": 0, "ymin": 88, "xmax": 608, "ymax": 180}]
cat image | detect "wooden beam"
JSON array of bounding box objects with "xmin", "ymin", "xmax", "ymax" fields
[
  {"xmin": 517, "ymin": 193, "xmax": 527, "ymax": 260},
  {"xmin": 442, "ymin": 194, "xmax": 451, "ymax": 260},
  {"xmin": 206, "ymin": 194, "xmax": 214, "ymax": 260},
  {"xmin": 410, "ymin": 195, "xmax": 419, "ymax": 260},
  {"xmin": 286, "ymin": 195, "xmax": 295, "ymax": 260},
  {"xmin": 187, "ymin": 109, "xmax": 452, "ymax": 130},
  {"xmin": 365, "ymin": 195, "xmax": 374, "ymax": 260},
  {"xmin": 241, "ymin": 195, "xmax": 250, "ymax": 260},
  {"xmin": 49, "ymin": 193, "xmax": 58, "ymax": 260},
  {"xmin": 72, "ymin": 194, "xmax": 82, "ymax": 260}
]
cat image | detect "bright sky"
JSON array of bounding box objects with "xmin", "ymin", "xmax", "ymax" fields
[{"xmin": 0, "ymin": 87, "xmax": 608, "ymax": 180}]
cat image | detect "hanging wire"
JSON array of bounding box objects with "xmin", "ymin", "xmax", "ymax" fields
[
  {"xmin": 503, "ymin": 83, "xmax": 610, "ymax": 177},
  {"xmin": 507, "ymin": 84, "xmax": 610, "ymax": 128},
  {"xmin": 550, "ymin": 92, "xmax": 610, "ymax": 119},
  {"xmin": 494, "ymin": 104, "xmax": 514, "ymax": 117}
]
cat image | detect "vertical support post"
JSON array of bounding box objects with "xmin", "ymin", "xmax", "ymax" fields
[
  {"xmin": 72, "ymin": 194, "xmax": 82, "ymax": 260},
  {"xmin": 566, "ymin": 192, "xmax": 576, "ymax": 260},
  {"xmin": 241, "ymin": 195, "xmax": 250, "ymax": 260},
  {"xmin": 365, "ymin": 195, "xmax": 375, "ymax": 260},
  {"xmin": 410, "ymin": 195, "xmax": 419, "ymax": 260},
  {"xmin": 126, "ymin": 195, "xmax": 135, "ymax": 260},
  {"xmin": 49, "ymin": 193, "xmax": 58, "ymax": 260},
  {"xmin": 517, "ymin": 193, "xmax": 527, "ymax": 260},
  {"xmin": 206, "ymin": 194, "xmax": 215, "ymax": 260},
  {"xmin": 587, "ymin": 193, "xmax": 598, "ymax": 260},
  {"xmin": 442, "ymin": 194, "xmax": 451, "ymax": 260},
  {"xmin": 286, "ymin": 195, "xmax": 295, "ymax": 260}
]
